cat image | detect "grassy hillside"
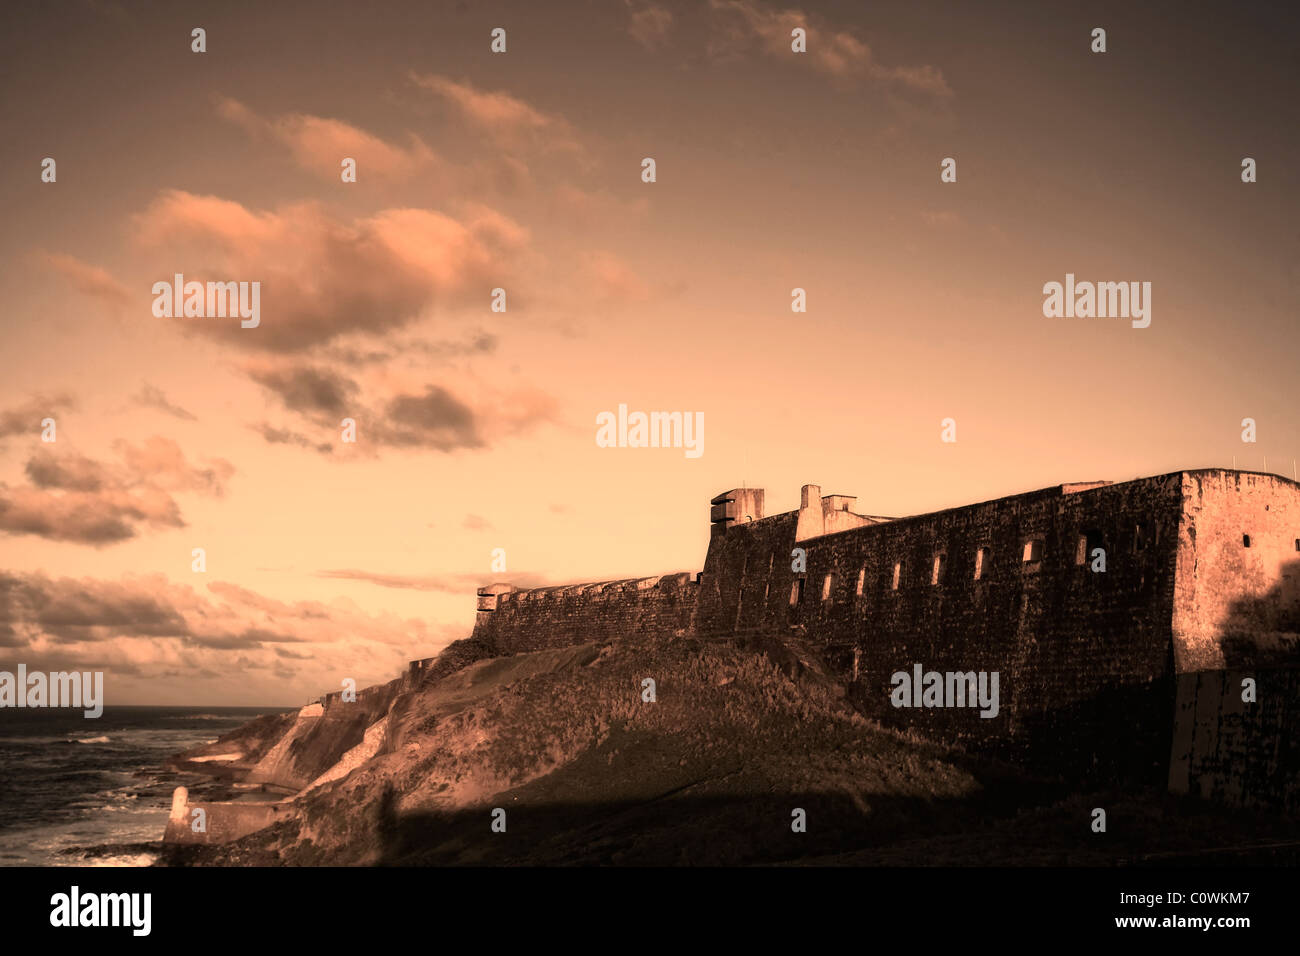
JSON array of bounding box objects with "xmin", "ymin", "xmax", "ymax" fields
[{"xmin": 165, "ymin": 632, "xmax": 1300, "ymax": 866}]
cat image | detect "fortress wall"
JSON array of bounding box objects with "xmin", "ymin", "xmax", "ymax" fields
[
  {"xmin": 796, "ymin": 475, "xmax": 1186, "ymax": 779},
  {"xmin": 320, "ymin": 677, "xmax": 402, "ymax": 714},
  {"xmin": 407, "ymin": 656, "xmax": 437, "ymax": 688},
  {"xmin": 414, "ymin": 639, "xmax": 497, "ymax": 686},
  {"xmin": 471, "ymin": 572, "xmax": 697, "ymax": 655},
  {"xmin": 696, "ymin": 512, "xmax": 799, "ymax": 636},
  {"xmin": 443, "ymin": 471, "xmax": 1300, "ymax": 785},
  {"xmin": 1172, "ymin": 471, "xmax": 1300, "ymax": 672},
  {"xmin": 692, "ymin": 475, "xmax": 1188, "ymax": 778},
  {"xmin": 1168, "ymin": 668, "xmax": 1300, "ymax": 813},
  {"xmin": 163, "ymin": 798, "xmax": 290, "ymax": 846}
]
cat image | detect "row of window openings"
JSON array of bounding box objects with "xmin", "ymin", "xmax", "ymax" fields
[
  {"xmin": 796, "ymin": 536, "xmax": 1074, "ymax": 605},
  {"xmin": 797, "ymin": 532, "xmax": 1300, "ymax": 605}
]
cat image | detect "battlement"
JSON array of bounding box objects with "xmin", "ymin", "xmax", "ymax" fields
[
  {"xmin": 477, "ymin": 573, "xmax": 695, "ymax": 613},
  {"xmin": 469, "ymin": 571, "xmax": 697, "ymax": 655}
]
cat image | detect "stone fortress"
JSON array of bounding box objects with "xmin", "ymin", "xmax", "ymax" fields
[
  {"xmin": 164, "ymin": 467, "xmax": 1299, "ymax": 847},
  {"xmin": 464, "ymin": 469, "xmax": 1300, "ymax": 809}
]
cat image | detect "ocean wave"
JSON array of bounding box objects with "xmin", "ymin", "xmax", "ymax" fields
[
  {"xmin": 85, "ymin": 852, "xmax": 159, "ymax": 868},
  {"xmin": 96, "ymin": 801, "xmax": 146, "ymax": 813},
  {"xmin": 161, "ymin": 714, "xmax": 231, "ymax": 721},
  {"xmin": 70, "ymin": 735, "xmax": 111, "ymax": 744}
]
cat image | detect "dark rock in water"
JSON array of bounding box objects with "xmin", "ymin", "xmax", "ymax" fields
[{"xmin": 61, "ymin": 841, "xmax": 161, "ymax": 861}]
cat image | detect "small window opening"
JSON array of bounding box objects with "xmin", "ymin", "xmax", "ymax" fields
[
  {"xmin": 1077, "ymin": 529, "xmax": 1104, "ymax": 566},
  {"xmin": 1133, "ymin": 523, "xmax": 1148, "ymax": 553}
]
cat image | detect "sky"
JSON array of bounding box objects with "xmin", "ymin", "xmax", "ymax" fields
[{"xmin": 0, "ymin": 0, "xmax": 1296, "ymax": 705}]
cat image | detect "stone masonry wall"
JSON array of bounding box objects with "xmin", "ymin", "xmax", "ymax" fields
[
  {"xmin": 1172, "ymin": 470, "xmax": 1300, "ymax": 671},
  {"xmin": 470, "ymin": 572, "xmax": 698, "ymax": 655},
  {"xmin": 1168, "ymin": 668, "xmax": 1300, "ymax": 813},
  {"xmin": 702, "ymin": 474, "xmax": 1187, "ymax": 781},
  {"xmin": 696, "ymin": 512, "xmax": 799, "ymax": 637}
]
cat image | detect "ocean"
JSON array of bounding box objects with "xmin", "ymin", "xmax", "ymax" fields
[{"xmin": 0, "ymin": 706, "xmax": 290, "ymax": 867}]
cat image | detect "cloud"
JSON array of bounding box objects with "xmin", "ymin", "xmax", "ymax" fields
[
  {"xmin": 546, "ymin": 183, "xmax": 651, "ymax": 233},
  {"xmin": 0, "ymin": 438, "xmax": 233, "ymax": 546},
  {"xmin": 318, "ymin": 331, "xmax": 498, "ymax": 368},
  {"xmin": 131, "ymin": 190, "xmax": 529, "ymax": 353},
  {"xmin": 217, "ymin": 92, "xmax": 600, "ymax": 207},
  {"xmin": 315, "ymin": 570, "xmax": 469, "ymax": 593},
  {"xmin": 131, "ymin": 383, "xmax": 197, "ymax": 421},
  {"xmin": 581, "ymin": 250, "xmax": 653, "ymax": 304},
  {"xmin": 1, "ymin": 572, "xmax": 190, "ymax": 643},
  {"xmin": 251, "ymin": 422, "xmax": 335, "ymax": 455},
  {"xmin": 243, "ymin": 356, "xmax": 558, "ymax": 455},
  {"xmin": 0, "ymin": 570, "xmax": 444, "ymax": 701},
  {"xmin": 316, "ymin": 569, "xmax": 551, "ymax": 592},
  {"xmin": 627, "ymin": 2, "xmax": 674, "ymax": 51},
  {"xmin": 42, "ymin": 253, "xmax": 132, "ymax": 308},
  {"xmin": 114, "ymin": 436, "xmax": 233, "ymax": 495},
  {"xmin": 0, "ymin": 487, "xmax": 167, "ymax": 545},
  {"xmin": 0, "ymin": 394, "xmax": 77, "ymax": 439},
  {"xmin": 216, "ymin": 97, "xmax": 438, "ymax": 182},
  {"xmin": 707, "ymin": 0, "xmax": 952, "ymax": 96},
  {"xmin": 377, "ymin": 385, "xmax": 482, "ymax": 450},
  {"xmin": 247, "ymin": 363, "xmax": 357, "ymax": 419},
  {"xmin": 410, "ymin": 74, "xmax": 584, "ymax": 157},
  {"xmin": 25, "ymin": 450, "xmax": 111, "ymax": 492}
]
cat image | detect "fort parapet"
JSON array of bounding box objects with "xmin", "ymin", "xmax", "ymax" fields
[{"xmin": 471, "ymin": 572, "xmax": 698, "ymax": 654}]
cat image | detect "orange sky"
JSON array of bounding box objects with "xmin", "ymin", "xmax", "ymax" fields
[{"xmin": 1, "ymin": 0, "xmax": 1296, "ymax": 704}]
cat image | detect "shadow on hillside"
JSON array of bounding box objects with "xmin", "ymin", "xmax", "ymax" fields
[
  {"xmin": 846, "ymin": 673, "xmax": 1177, "ymax": 789},
  {"xmin": 370, "ymin": 784, "xmax": 1300, "ymax": 867}
]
